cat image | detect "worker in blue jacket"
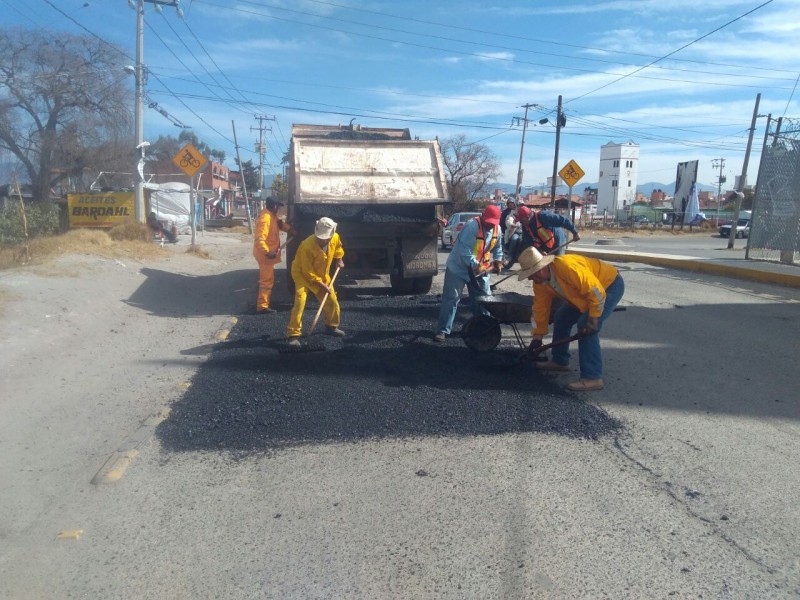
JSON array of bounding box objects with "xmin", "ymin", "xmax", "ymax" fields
[
  {"xmin": 505, "ymin": 205, "xmax": 580, "ymax": 268},
  {"xmin": 433, "ymin": 205, "xmax": 503, "ymax": 343}
]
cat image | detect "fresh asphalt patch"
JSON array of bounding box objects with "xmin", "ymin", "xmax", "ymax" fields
[{"xmin": 157, "ymin": 291, "xmax": 622, "ymax": 455}]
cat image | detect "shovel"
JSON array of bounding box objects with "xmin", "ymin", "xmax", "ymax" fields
[
  {"xmin": 491, "ymin": 238, "xmax": 577, "ymax": 291},
  {"xmin": 525, "ymin": 329, "xmax": 590, "ymax": 362},
  {"xmin": 307, "ymin": 266, "xmax": 341, "ymax": 337},
  {"xmin": 279, "ymin": 266, "xmax": 341, "ymax": 354}
]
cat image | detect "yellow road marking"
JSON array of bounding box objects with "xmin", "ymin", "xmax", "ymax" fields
[{"xmin": 56, "ymin": 529, "xmax": 84, "ymax": 540}]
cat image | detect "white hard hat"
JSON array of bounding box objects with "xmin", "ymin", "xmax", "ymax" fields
[{"xmin": 314, "ymin": 217, "xmax": 337, "ymax": 240}]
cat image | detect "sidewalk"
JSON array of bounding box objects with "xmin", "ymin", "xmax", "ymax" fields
[{"xmin": 572, "ymin": 244, "xmax": 800, "ymax": 289}]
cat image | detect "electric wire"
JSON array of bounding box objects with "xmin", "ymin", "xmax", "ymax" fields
[
  {"xmin": 565, "ymin": 0, "xmax": 775, "ymax": 104},
  {"xmin": 196, "ymin": 0, "xmax": 797, "ymax": 86},
  {"xmin": 300, "ymin": 0, "xmax": 798, "ymax": 77},
  {"xmin": 192, "ymin": 0, "xmax": 794, "ymax": 93}
]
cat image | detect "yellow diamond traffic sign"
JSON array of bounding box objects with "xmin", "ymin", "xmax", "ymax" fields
[
  {"xmin": 172, "ymin": 143, "xmax": 208, "ymax": 178},
  {"xmin": 558, "ymin": 159, "xmax": 585, "ymax": 188}
]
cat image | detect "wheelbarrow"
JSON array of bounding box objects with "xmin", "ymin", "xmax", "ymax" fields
[
  {"xmin": 461, "ymin": 292, "xmax": 569, "ymax": 353},
  {"xmin": 461, "ymin": 292, "xmax": 542, "ymax": 352}
]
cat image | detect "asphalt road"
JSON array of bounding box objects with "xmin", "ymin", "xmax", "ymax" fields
[{"xmin": 2, "ymin": 232, "xmax": 799, "ymax": 599}]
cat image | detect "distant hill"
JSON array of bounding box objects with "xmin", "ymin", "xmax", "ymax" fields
[{"xmin": 490, "ymin": 181, "xmax": 716, "ymax": 196}]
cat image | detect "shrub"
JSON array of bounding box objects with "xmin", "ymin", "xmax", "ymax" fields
[{"xmin": 0, "ymin": 203, "xmax": 61, "ymax": 245}]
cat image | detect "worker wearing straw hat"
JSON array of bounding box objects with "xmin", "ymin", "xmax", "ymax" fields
[{"xmin": 516, "ymin": 246, "xmax": 624, "ymax": 391}]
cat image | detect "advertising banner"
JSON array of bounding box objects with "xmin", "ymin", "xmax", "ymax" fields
[
  {"xmin": 673, "ymin": 160, "xmax": 698, "ymax": 213},
  {"xmin": 68, "ymin": 192, "xmax": 135, "ymax": 228}
]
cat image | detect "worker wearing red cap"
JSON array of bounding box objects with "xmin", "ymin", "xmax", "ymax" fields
[
  {"xmin": 433, "ymin": 205, "xmax": 504, "ymax": 343},
  {"xmin": 505, "ymin": 205, "xmax": 580, "ymax": 269}
]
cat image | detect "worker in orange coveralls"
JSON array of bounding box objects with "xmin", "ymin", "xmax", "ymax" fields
[{"xmin": 252, "ymin": 197, "xmax": 294, "ymax": 314}]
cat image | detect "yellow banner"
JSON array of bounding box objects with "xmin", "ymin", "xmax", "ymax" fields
[{"xmin": 67, "ymin": 192, "xmax": 135, "ymax": 228}]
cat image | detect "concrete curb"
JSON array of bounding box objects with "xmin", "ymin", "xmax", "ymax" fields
[{"xmin": 571, "ymin": 248, "xmax": 800, "ymax": 289}]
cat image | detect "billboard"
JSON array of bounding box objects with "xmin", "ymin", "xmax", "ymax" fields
[
  {"xmin": 673, "ymin": 160, "xmax": 698, "ymax": 213},
  {"xmin": 68, "ymin": 192, "xmax": 135, "ymax": 228}
]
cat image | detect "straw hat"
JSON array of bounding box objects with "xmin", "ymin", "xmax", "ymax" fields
[
  {"xmin": 314, "ymin": 217, "xmax": 337, "ymax": 240},
  {"xmin": 516, "ymin": 246, "xmax": 555, "ymax": 280}
]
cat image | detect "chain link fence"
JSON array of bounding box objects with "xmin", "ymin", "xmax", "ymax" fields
[{"xmin": 747, "ymin": 117, "xmax": 800, "ymax": 264}]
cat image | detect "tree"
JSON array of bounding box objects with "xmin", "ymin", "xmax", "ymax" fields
[
  {"xmin": 269, "ymin": 173, "xmax": 288, "ymax": 203},
  {"xmin": 148, "ymin": 130, "xmax": 225, "ymax": 165},
  {"xmin": 0, "ymin": 28, "xmax": 131, "ymax": 202},
  {"xmin": 235, "ymin": 158, "xmax": 259, "ymax": 196},
  {"xmin": 440, "ymin": 134, "xmax": 501, "ymax": 212}
]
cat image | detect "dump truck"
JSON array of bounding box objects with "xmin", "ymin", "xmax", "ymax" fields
[{"xmin": 285, "ymin": 123, "xmax": 450, "ymax": 294}]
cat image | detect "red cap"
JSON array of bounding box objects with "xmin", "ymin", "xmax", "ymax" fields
[
  {"xmin": 516, "ymin": 205, "xmax": 531, "ymax": 219},
  {"xmin": 481, "ymin": 204, "xmax": 501, "ymax": 226}
]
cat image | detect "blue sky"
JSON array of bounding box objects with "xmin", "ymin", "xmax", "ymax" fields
[{"xmin": 4, "ymin": 0, "xmax": 799, "ymax": 192}]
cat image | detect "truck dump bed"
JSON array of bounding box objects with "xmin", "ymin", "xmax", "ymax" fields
[
  {"xmin": 291, "ymin": 138, "xmax": 449, "ymax": 205},
  {"xmin": 285, "ymin": 124, "xmax": 450, "ymax": 294}
]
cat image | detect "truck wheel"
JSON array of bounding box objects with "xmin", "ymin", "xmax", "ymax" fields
[
  {"xmin": 390, "ymin": 273, "xmax": 415, "ymax": 295},
  {"xmin": 412, "ymin": 276, "xmax": 433, "ymax": 294}
]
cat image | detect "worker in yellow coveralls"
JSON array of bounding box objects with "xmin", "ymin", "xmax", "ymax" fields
[{"xmin": 286, "ymin": 217, "xmax": 345, "ymax": 347}]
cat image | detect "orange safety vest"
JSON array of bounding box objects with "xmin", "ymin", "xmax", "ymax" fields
[
  {"xmin": 470, "ymin": 217, "xmax": 499, "ymax": 269},
  {"xmin": 523, "ymin": 211, "xmax": 556, "ymax": 250}
]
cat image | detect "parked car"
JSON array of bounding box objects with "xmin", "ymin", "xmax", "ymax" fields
[
  {"xmin": 631, "ymin": 215, "xmax": 649, "ymax": 225},
  {"xmin": 441, "ymin": 212, "xmax": 480, "ymax": 249},
  {"xmin": 719, "ymin": 217, "xmax": 750, "ymax": 239}
]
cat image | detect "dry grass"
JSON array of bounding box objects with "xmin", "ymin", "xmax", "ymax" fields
[
  {"xmin": 220, "ymin": 225, "xmax": 251, "ymax": 234},
  {"xmin": 108, "ymin": 219, "xmax": 153, "ymax": 242},
  {"xmin": 185, "ymin": 245, "xmax": 212, "ymax": 259},
  {"xmin": 0, "ymin": 228, "xmax": 167, "ymax": 270}
]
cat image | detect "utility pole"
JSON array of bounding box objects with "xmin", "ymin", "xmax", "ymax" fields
[
  {"xmin": 251, "ymin": 114, "xmax": 275, "ymax": 194},
  {"xmin": 232, "ymin": 121, "xmax": 253, "ymax": 234},
  {"xmin": 512, "ymin": 104, "xmax": 535, "ymax": 198},
  {"xmin": 133, "ymin": 0, "xmax": 145, "ymax": 223},
  {"xmin": 727, "ymin": 93, "xmax": 760, "ymax": 249},
  {"xmin": 746, "ymin": 114, "xmax": 771, "ymax": 260},
  {"xmin": 130, "ymin": 0, "xmax": 183, "ymax": 223},
  {"xmin": 711, "ymin": 158, "xmax": 725, "ymax": 222},
  {"xmin": 550, "ymin": 95, "xmax": 564, "ymax": 209}
]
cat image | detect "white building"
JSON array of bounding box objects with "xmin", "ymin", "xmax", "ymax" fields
[{"xmin": 597, "ymin": 141, "xmax": 640, "ymax": 215}]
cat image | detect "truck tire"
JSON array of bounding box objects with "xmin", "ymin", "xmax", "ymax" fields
[
  {"xmin": 390, "ymin": 273, "xmax": 415, "ymax": 295},
  {"xmin": 412, "ymin": 276, "xmax": 433, "ymax": 294}
]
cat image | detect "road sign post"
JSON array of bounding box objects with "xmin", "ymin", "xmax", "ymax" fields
[
  {"xmin": 558, "ymin": 159, "xmax": 585, "ymax": 217},
  {"xmin": 172, "ymin": 143, "xmax": 208, "ymax": 247}
]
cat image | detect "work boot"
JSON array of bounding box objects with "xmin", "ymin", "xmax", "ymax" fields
[
  {"xmin": 325, "ymin": 326, "xmax": 345, "ymax": 337},
  {"xmin": 286, "ymin": 337, "xmax": 301, "ymax": 348},
  {"xmin": 536, "ymin": 360, "xmax": 570, "ymax": 372},
  {"xmin": 565, "ymin": 378, "xmax": 604, "ymax": 391},
  {"xmin": 433, "ymin": 332, "xmax": 446, "ymax": 343}
]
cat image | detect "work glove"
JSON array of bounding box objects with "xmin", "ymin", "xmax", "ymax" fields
[
  {"xmin": 336, "ymin": 259, "xmax": 345, "ymax": 269},
  {"xmin": 266, "ymin": 251, "xmax": 277, "ymax": 259},
  {"xmin": 585, "ymin": 316, "xmax": 600, "ymax": 333},
  {"xmin": 318, "ymin": 282, "xmax": 332, "ymax": 295},
  {"xmin": 492, "ymin": 260, "xmax": 503, "ymax": 274},
  {"xmin": 572, "ymin": 232, "xmax": 581, "ymax": 242},
  {"xmin": 528, "ymin": 338, "xmax": 543, "ymax": 353}
]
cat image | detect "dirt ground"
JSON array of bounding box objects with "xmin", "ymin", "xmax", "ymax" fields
[{"xmin": 0, "ymin": 231, "xmax": 256, "ymax": 496}]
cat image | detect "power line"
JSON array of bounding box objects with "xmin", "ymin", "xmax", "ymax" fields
[
  {"xmin": 196, "ymin": 0, "xmax": 793, "ymax": 92},
  {"xmin": 566, "ymin": 0, "xmax": 776, "ymax": 104}
]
